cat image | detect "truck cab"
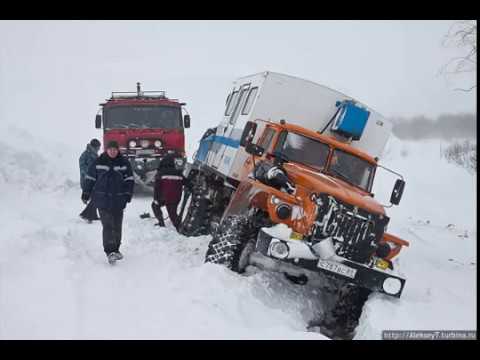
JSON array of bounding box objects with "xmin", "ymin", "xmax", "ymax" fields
[
  {"xmin": 229, "ymin": 119, "xmax": 408, "ymax": 271},
  {"xmin": 95, "ymin": 82, "xmax": 190, "ymax": 187}
]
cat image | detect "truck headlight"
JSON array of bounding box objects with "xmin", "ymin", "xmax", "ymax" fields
[
  {"xmin": 276, "ymin": 204, "xmax": 292, "ymax": 220},
  {"xmin": 129, "ymin": 140, "xmax": 137, "ymax": 148},
  {"xmin": 174, "ymin": 158, "xmax": 184, "ymax": 167},
  {"xmin": 270, "ymin": 241, "xmax": 289, "ymax": 259},
  {"xmin": 383, "ymin": 277, "xmax": 402, "ymax": 295},
  {"xmin": 140, "ymin": 139, "xmax": 150, "ymax": 148},
  {"xmin": 154, "ymin": 140, "xmax": 163, "ymax": 148}
]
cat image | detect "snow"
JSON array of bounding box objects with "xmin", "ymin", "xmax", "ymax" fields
[
  {"xmin": 355, "ymin": 136, "xmax": 477, "ymax": 339},
  {"xmin": 0, "ymin": 123, "xmax": 476, "ymax": 339}
]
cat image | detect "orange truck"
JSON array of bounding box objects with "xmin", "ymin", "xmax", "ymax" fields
[{"xmin": 179, "ymin": 72, "xmax": 409, "ymax": 339}]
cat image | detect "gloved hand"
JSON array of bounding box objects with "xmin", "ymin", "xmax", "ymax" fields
[{"xmin": 81, "ymin": 192, "xmax": 90, "ymax": 204}]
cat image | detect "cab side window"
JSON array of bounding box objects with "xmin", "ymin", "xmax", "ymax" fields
[
  {"xmin": 242, "ymin": 87, "xmax": 258, "ymax": 115},
  {"xmin": 229, "ymin": 87, "xmax": 250, "ymax": 124},
  {"xmin": 225, "ymin": 91, "xmax": 239, "ymax": 116},
  {"xmin": 257, "ymin": 128, "xmax": 276, "ymax": 152}
]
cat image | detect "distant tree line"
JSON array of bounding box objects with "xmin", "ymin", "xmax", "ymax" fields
[
  {"xmin": 441, "ymin": 139, "xmax": 477, "ymax": 173},
  {"xmin": 391, "ymin": 113, "xmax": 477, "ymax": 140}
]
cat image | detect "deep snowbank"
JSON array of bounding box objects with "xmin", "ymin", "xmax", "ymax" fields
[
  {"xmin": 0, "ymin": 123, "xmax": 476, "ymax": 339},
  {"xmin": 355, "ymin": 136, "xmax": 476, "ymax": 339}
]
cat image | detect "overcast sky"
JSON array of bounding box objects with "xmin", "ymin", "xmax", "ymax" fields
[{"xmin": 0, "ymin": 20, "xmax": 476, "ymax": 153}]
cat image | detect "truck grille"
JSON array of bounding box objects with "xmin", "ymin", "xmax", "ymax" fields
[{"xmin": 313, "ymin": 194, "xmax": 388, "ymax": 264}]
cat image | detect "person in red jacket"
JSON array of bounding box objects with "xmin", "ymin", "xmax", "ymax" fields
[{"xmin": 151, "ymin": 154, "xmax": 184, "ymax": 230}]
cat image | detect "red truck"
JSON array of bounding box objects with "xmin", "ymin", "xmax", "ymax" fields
[{"xmin": 94, "ymin": 83, "xmax": 190, "ymax": 187}]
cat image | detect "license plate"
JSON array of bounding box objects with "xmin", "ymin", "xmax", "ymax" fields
[
  {"xmin": 317, "ymin": 260, "xmax": 357, "ymax": 279},
  {"xmin": 137, "ymin": 149, "xmax": 154, "ymax": 155}
]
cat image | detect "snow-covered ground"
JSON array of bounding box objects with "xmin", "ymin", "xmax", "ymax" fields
[{"xmin": 0, "ymin": 124, "xmax": 476, "ymax": 339}]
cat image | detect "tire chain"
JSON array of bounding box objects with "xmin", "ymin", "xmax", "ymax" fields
[
  {"xmin": 205, "ymin": 216, "xmax": 248, "ymax": 268},
  {"xmin": 180, "ymin": 180, "xmax": 213, "ymax": 236}
]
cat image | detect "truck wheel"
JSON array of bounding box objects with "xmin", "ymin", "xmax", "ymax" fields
[
  {"xmin": 178, "ymin": 183, "xmax": 212, "ymax": 237},
  {"xmin": 204, "ymin": 215, "xmax": 257, "ymax": 273},
  {"xmin": 315, "ymin": 280, "xmax": 371, "ymax": 340}
]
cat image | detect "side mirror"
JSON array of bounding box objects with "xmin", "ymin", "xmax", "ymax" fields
[
  {"xmin": 390, "ymin": 179, "xmax": 405, "ymax": 205},
  {"xmin": 184, "ymin": 114, "xmax": 191, "ymax": 128},
  {"xmin": 95, "ymin": 114, "xmax": 102, "ymax": 129},
  {"xmin": 240, "ymin": 121, "xmax": 257, "ymax": 147},
  {"xmin": 245, "ymin": 143, "xmax": 264, "ymax": 157}
]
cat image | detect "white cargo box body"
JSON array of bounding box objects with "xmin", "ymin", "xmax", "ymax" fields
[{"xmin": 206, "ymin": 71, "xmax": 392, "ymax": 182}]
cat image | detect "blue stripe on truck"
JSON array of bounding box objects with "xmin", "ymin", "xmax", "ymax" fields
[
  {"xmin": 194, "ymin": 134, "xmax": 241, "ymax": 163},
  {"xmin": 212, "ymin": 135, "xmax": 240, "ymax": 149}
]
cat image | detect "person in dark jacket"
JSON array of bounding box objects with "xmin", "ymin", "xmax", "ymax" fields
[
  {"xmin": 151, "ymin": 153, "xmax": 184, "ymax": 230},
  {"xmin": 79, "ymin": 138, "xmax": 101, "ymax": 222},
  {"xmin": 82, "ymin": 140, "xmax": 134, "ymax": 264}
]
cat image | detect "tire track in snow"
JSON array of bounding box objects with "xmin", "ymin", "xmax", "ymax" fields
[{"xmin": 44, "ymin": 194, "xmax": 326, "ymax": 339}]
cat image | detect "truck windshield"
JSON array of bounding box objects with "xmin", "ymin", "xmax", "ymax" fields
[
  {"xmin": 277, "ymin": 132, "xmax": 330, "ymax": 171},
  {"xmin": 328, "ymin": 149, "xmax": 375, "ymax": 192},
  {"xmin": 104, "ymin": 106, "xmax": 182, "ymax": 129}
]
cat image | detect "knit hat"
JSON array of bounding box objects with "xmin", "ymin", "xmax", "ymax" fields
[
  {"xmin": 90, "ymin": 138, "xmax": 101, "ymax": 149},
  {"xmin": 106, "ymin": 140, "xmax": 119, "ymax": 149}
]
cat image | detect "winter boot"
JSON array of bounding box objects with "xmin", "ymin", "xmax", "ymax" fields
[
  {"xmin": 154, "ymin": 219, "xmax": 165, "ymax": 227},
  {"xmin": 107, "ymin": 252, "xmax": 117, "ymax": 265},
  {"xmin": 79, "ymin": 215, "xmax": 93, "ymax": 224},
  {"xmin": 114, "ymin": 251, "xmax": 124, "ymax": 260}
]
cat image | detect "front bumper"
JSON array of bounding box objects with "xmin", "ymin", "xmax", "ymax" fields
[{"xmin": 252, "ymin": 229, "xmax": 406, "ymax": 298}]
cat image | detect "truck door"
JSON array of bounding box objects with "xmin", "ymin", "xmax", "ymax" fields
[{"xmin": 210, "ymin": 83, "xmax": 251, "ymax": 170}]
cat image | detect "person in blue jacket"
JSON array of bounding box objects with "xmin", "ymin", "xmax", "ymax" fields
[
  {"xmin": 79, "ymin": 138, "xmax": 101, "ymax": 222},
  {"xmin": 82, "ymin": 140, "xmax": 134, "ymax": 264}
]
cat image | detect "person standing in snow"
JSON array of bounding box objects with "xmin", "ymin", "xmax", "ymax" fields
[
  {"xmin": 151, "ymin": 153, "xmax": 185, "ymax": 230},
  {"xmin": 79, "ymin": 138, "xmax": 101, "ymax": 222},
  {"xmin": 82, "ymin": 140, "xmax": 134, "ymax": 265}
]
